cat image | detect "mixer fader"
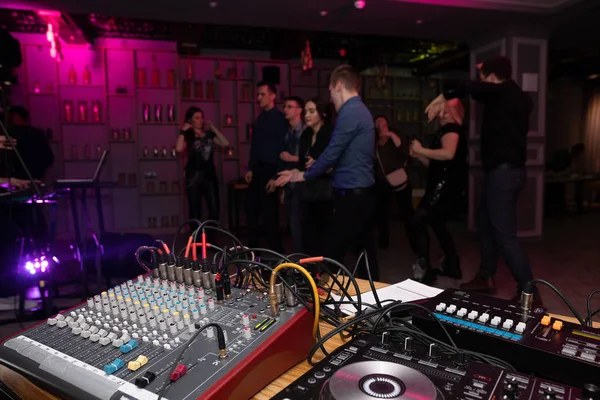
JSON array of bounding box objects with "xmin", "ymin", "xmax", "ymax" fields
[{"xmin": 0, "ymin": 274, "xmax": 314, "ymax": 400}]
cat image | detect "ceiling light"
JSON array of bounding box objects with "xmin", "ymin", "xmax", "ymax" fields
[
  {"xmin": 416, "ymin": 19, "xmax": 423, "ymax": 24},
  {"xmin": 209, "ymin": 1, "xmax": 218, "ymax": 8},
  {"xmin": 320, "ymin": 10, "xmax": 328, "ymax": 16},
  {"xmin": 354, "ymin": 0, "xmax": 366, "ymax": 9}
]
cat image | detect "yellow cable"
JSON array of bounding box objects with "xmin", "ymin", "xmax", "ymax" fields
[{"xmin": 269, "ymin": 262, "xmax": 320, "ymax": 339}]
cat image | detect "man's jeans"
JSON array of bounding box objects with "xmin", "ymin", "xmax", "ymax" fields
[{"xmin": 477, "ymin": 165, "xmax": 534, "ymax": 291}]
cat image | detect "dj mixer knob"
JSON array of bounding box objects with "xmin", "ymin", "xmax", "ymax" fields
[
  {"xmin": 381, "ymin": 332, "xmax": 391, "ymax": 346},
  {"xmin": 542, "ymin": 387, "xmax": 557, "ymax": 400},
  {"xmin": 503, "ymin": 377, "xmax": 519, "ymax": 400},
  {"xmin": 583, "ymin": 384, "xmax": 600, "ymax": 400},
  {"xmin": 403, "ymin": 336, "xmax": 414, "ymax": 353},
  {"xmin": 454, "ymin": 352, "xmax": 467, "ymax": 368},
  {"xmin": 428, "ymin": 343, "xmax": 440, "ymax": 359}
]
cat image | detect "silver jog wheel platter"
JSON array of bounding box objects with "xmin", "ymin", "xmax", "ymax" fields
[{"xmin": 320, "ymin": 361, "xmax": 438, "ymax": 400}]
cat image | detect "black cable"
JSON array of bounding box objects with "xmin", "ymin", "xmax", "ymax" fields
[
  {"xmin": 357, "ymin": 250, "xmax": 381, "ymax": 309},
  {"xmin": 527, "ymin": 279, "xmax": 585, "ymax": 325},
  {"xmin": 156, "ymin": 322, "xmax": 226, "ymax": 400},
  {"xmin": 586, "ymin": 289, "xmax": 600, "ymax": 327},
  {"xmin": 171, "ymin": 219, "xmax": 202, "ymax": 255}
]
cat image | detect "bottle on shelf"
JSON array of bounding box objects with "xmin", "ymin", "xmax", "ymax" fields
[
  {"xmin": 170, "ymin": 215, "xmax": 179, "ymax": 228},
  {"xmin": 194, "ymin": 80, "xmax": 203, "ymax": 99},
  {"xmin": 83, "ymin": 65, "xmax": 91, "ymax": 85},
  {"xmin": 206, "ymin": 81, "xmax": 215, "ymax": 99},
  {"xmin": 159, "ymin": 181, "xmax": 167, "ymax": 193},
  {"xmin": 118, "ymin": 173, "xmax": 126, "ymax": 186},
  {"xmin": 84, "ymin": 144, "xmax": 91, "ymax": 160},
  {"xmin": 413, "ymin": 109, "xmax": 419, "ymax": 122},
  {"xmin": 68, "ymin": 65, "xmax": 77, "ymax": 84},
  {"xmin": 78, "ymin": 101, "xmax": 88, "ymax": 122},
  {"xmin": 187, "ymin": 61, "xmax": 193, "ymax": 80},
  {"xmin": 96, "ymin": 145, "xmax": 102, "ymax": 159},
  {"xmin": 224, "ymin": 114, "xmax": 233, "ymax": 125},
  {"xmin": 128, "ymin": 173, "xmax": 137, "ymax": 186},
  {"xmin": 151, "ymin": 69, "xmax": 160, "ymax": 87},
  {"xmin": 137, "ymin": 68, "xmax": 147, "ymax": 87},
  {"xmin": 161, "ymin": 216, "xmax": 169, "ymax": 228},
  {"xmin": 143, "ymin": 146, "xmax": 149, "ymax": 157},
  {"xmin": 123, "ymin": 128, "xmax": 131, "ymax": 140},
  {"xmin": 147, "ymin": 182, "xmax": 155, "ymax": 194},
  {"xmin": 242, "ymin": 84, "xmax": 250, "ymax": 101},
  {"xmin": 167, "ymin": 70, "xmax": 176, "ymax": 88},
  {"xmin": 171, "ymin": 146, "xmax": 177, "ymax": 157},
  {"xmin": 153, "ymin": 147, "xmax": 159, "ymax": 157},
  {"xmin": 181, "ymin": 79, "xmax": 190, "ymax": 98},
  {"xmin": 143, "ymin": 104, "xmax": 150, "ymax": 122},
  {"xmin": 167, "ymin": 105, "xmax": 175, "ymax": 122},
  {"xmin": 154, "ymin": 105, "xmax": 162, "ymax": 122},
  {"xmin": 161, "ymin": 147, "xmax": 167, "ymax": 157},
  {"xmin": 226, "ymin": 146, "xmax": 235, "ymax": 158},
  {"xmin": 92, "ymin": 101, "xmax": 102, "ymax": 122},
  {"xmin": 112, "ymin": 129, "xmax": 120, "ymax": 140},
  {"xmin": 33, "ymin": 81, "xmax": 40, "ymax": 93},
  {"xmin": 63, "ymin": 100, "xmax": 73, "ymax": 122}
]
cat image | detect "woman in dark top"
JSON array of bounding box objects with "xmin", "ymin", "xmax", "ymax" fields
[
  {"xmin": 297, "ymin": 98, "xmax": 334, "ymax": 256},
  {"xmin": 374, "ymin": 115, "xmax": 417, "ymax": 253},
  {"xmin": 176, "ymin": 106, "xmax": 229, "ymax": 223},
  {"xmin": 409, "ymin": 98, "xmax": 467, "ymax": 284}
]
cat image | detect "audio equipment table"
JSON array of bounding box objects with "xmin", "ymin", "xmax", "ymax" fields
[{"xmin": 1, "ymin": 280, "xmax": 598, "ymax": 400}]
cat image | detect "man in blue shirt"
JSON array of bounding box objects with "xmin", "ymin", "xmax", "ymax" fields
[
  {"xmin": 279, "ymin": 96, "xmax": 305, "ymax": 253},
  {"xmin": 276, "ymin": 65, "xmax": 379, "ymax": 280},
  {"xmin": 245, "ymin": 81, "xmax": 288, "ymax": 252}
]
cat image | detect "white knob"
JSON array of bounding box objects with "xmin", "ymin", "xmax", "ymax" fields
[
  {"xmin": 132, "ymin": 333, "xmax": 139, "ymax": 339},
  {"xmin": 72, "ymin": 327, "xmax": 82, "ymax": 335},
  {"xmin": 200, "ymin": 304, "xmax": 207, "ymax": 315},
  {"xmin": 491, "ymin": 316, "xmax": 502, "ymax": 326},
  {"xmin": 243, "ymin": 327, "xmax": 252, "ymax": 340},
  {"xmin": 198, "ymin": 296, "xmax": 205, "ymax": 305},
  {"xmin": 98, "ymin": 329, "xmax": 108, "ymax": 337},
  {"xmin": 208, "ymin": 298, "xmax": 215, "ymax": 310},
  {"xmin": 478, "ymin": 313, "xmax": 490, "ymax": 323},
  {"xmin": 435, "ymin": 303, "xmax": 446, "ymax": 312},
  {"xmin": 515, "ymin": 322, "xmax": 526, "ymax": 333},
  {"xmin": 183, "ymin": 314, "xmax": 191, "ymax": 326},
  {"xmin": 107, "ymin": 332, "xmax": 117, "ymax": 340},
  {"xmin": 57, "ymin": 320, "xmax": 67, "ymax": 328},
  {"xmin": 81, "ymin": 330, "xmax": 91, "ymax": 339},
  {"xmin": 188, "ymin": 324, "xmax": 196, "ymax": 333},
  {"xmin": 242, "ymin": 314, "xmax": 250, "ymax": 326},
  {"xmin": 164, "ymin": 344, "xmax": 171, "ymax": 350},
  {"xmin": 177, "ymin": 320, "xmax": 184, "ymax": 330},
  {"xmin": 467, "ymin": 311, "xmax": 478, "ymax": 320},
  {"xmin": 502, "ymin": 319, "xmax": 514, "ymax": 330},
  {"xmin": 446, "ymin": 305, "xmax": 457, "ymax": 314},
  {"xmin": 457, "ymin": 308, "xmax": 467, "ymax": 317},
  {"xmin": 47, "ymin": 318, "xmax": 57, "ymax": 325},
  {"xmin": 137, "ymin": 275, "xmax": 144, "ymax": 283},
  {"xmin": 90, "ymin": 333, "xmax": 100, "ymax": 342},
  {"xmin": 207, "ymin": 327, "xmax": 214, "ymax": 338},
  {"xmin": 142, "ymin": 336, "xmax": 149, "ymax": 342},
  {"xmin": 149, "ymin": 316, "xmax": 157, "ymax": 328},
  {"xmin": 159, "ymin": 320, "xmax": 167, "ymax": 331},
  {"xmin": 99, "ymin": 337, "xmax": 111, "ymax": 346},
  {"xmin": 152, "ymin": 339, "xmax": 160, "ymax": 346},
  {"xmin": 87, "ymin": 298, "xmax": 94, "ymax": 308},
  {"xmin": 139, "ymin": 313, "xmax": 147, "ymax": 324},
  {"xmin": 112, "ymin": 339, "xmax": 124, "ymax": 347},
  {"xmin": 169, "ymin": 323, "xmax": 178, "ymax": 334}
]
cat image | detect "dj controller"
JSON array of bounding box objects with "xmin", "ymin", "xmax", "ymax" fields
[
  {"xmin": 272, "ymin": 333, "xmax": 589, "ymax": 400},
  {"xmin": 411, "ymin": 289, "xmax": 600, "ymax": 387},
  {"xmin": 0, "ymin": 273, "xmax": 314, "ymax": 400}
]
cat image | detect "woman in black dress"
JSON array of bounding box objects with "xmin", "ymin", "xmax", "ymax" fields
[
  {"xmin": 297, "ymin": 98, "xmax": 334, "ymax": 256},
  {"xmin": 409, "ymin": 98, "xmax": 467, "ymax": 284},
  {"xmin": 175, "ymin": 106, "xmax": 229, "ymax": 222}
]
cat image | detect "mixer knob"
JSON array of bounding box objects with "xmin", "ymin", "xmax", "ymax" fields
[
  {"xmin": 192, "ymin": 309, "xmax": 200, "ymax": 320},
  {"xmin": 183, "ymin": 314, "xmax": 191, "ymax": 326},
  {"xmin": 152, "ymin": 339, "xmax": 160, "ymax": 346},
  {"xmin": 198, "ymin": 296, "xmax": 205, "ymax": 305},
  {"xmin": 112, "ymin": 339, "xmax": 124, "ymax": 347},
  {"xmin": 87, "ymin": 298, "xmax": 94, "ymax": 308},
  {"xmin": 47, "ymin": 318, "xmax": 57, "ymax": 326},
  {"xmin": 188, "ymin": 324, "xmax": 196, "ymax": 333},
  {"xmin": 68, "ymin": 322, "xmax": 79, "ymax": 329},
  {"xmin": 98, "ymin": 329, "xmax": 108, "ymax": 337},
  {"xmin": 502, "ymin": 319, "xmax": 514, "ymax": 330},
  {"xmin": 478, "ymin": 313, "xmax": 490, "ymax": 323},
  {"xmin": 491, "ymin": 316, "xmax": 502, "ymax": 326},
  {"xmin": 467, "ymin": 311, "xmax": 479, "ymax": 320},
  {"xmin": 244, "ymin": 327, "xmax": 252, "ymax": 339},
  {"xmin": 200, "ymin": 304, "xmax": 207, "ymax": 315},
  {"xmin": 86, "ymin": 317, "xmax": 93, "ymax": 324},
  {"xmin": 542, "ymin": 387, "xmax": 557, "ymax": 400},
  {"xmin": 503, "ymin": 377, "xmax": 518, "ymax": 399},
  {"xmin": 90, "ymin": 326, "xmax": 99, "ymax": 334},
  {"xmin": 404, "ymin": 337, "xmax": 414, "ymax": 353},
  {"xmin": 208, "ymin": 298, "xmax": 215, "ymax": 310},
  {"xmin": 515, "ymin": 322, "xmax": 527, "ymax": 333},
  {"xmin": 169, "ymin": 323, "xmax": 178, "ymax": 335},
  {"xmin": 381, "ymin": 332, "xmax": 391, "ymax": 346},
  {"xmin": 454, "ymin": 352, "xmax": 467, "ymax": 368},
  {"xmin": 428, "ymin": 343, "xmax": 440, "ymax": 359},
  {"xmin": 113, "ymin": 326, "xmax": 120, "ymax": 333},
  {"xmin": 148, "ymin": 316, "xmax": 156, "ymax": 328},
  {"xmin": 446, "ymin": 305, "xmax": 457, "ymax": 314},
  {"xmin": 242, "ymin": 314, "xmax": 250, "ymax": 326},
  {"xmin": 56, "ymin": 314, "xmax": 65, "ymax": 321},
  {"xmin": 108, "ymin": 332, "xmax": 117, "ymax": 340},
  {"xmin": 173, "ymin": 312, "xmax": 181, "ymax": 322},
  {"xmin": 457, "ymin": 308, "xmax": 467, "ymax": 318},
  {"xmin": 139, "ymin": 313, "xmax": 147, "ymax": 324},
  {"xmin": 207, "ymin": 327, "xmax": 215, "ymax": 339},
  {"xmin": 435, "ymin": 303, "xmax": 446, "ymax": 312},
  {"xmin": 159, "ymin": 319, "xmax": 167, "ymax": 331},
  {"xmin": 72, "ymin": 327, "xmax": 82, "ymax": 335},
  {"xmin": 152, "ymin": 306, "xmax": 161, "ymax": 316},
  {"xmin": 582, "ymin": 383, "xmax": 600, "ymax": 400},
  {"xmin": 80, "ymin": 323, "xmax": 90, "ymax": 331}
]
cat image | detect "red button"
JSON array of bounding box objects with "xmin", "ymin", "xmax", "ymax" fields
[
  {"xmin": 252, "ymin": 314, "xmax": 257, "ymax": 319},
  {"xmin": 170, "ymin": 364, "xmax": 188, "ymax": 382}
]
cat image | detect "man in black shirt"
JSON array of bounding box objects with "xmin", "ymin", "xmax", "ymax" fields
[
  {"xmin": 245, "ymin": 82, "xmax": 288, "ymax": 252},
  {"xmin": 426, "ymin": 56, "xmax": 537, "ymax": 301}
]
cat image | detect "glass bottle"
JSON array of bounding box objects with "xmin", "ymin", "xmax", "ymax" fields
[
  {"xmin": 154, "ymin": 105, "xmax": 162, "ymax": 122},
  {"xmin": 143, "ymin": 104, "xmax": 150, "ymax": 122},
  {"xmin": 83, "ymin": 65, "xmax": 91, "ymax": 85},
  {"xmin": 78, "ymin": 101, "xmax": 88, "ymax": 122},
  {"xmin": 123, "ymin": 128, "xmax": 131, "ymax": 140},
  {"xmin": 96, "ymin": 145, "xmax": 102, "ymax": 159},
  {"xmin": 195, "ymin": 80, "xmax": 203, "ymax": 99},
  {"xmin": 151, "ymin": 69, "xmax": 160, "ymax": 87},
  {"xmin": 64, "ymin": 101, "xmax": 73, "ymax": 122},
  {"xmin": 68, "ymin": 64, "xmax": 77, "ymax": 84},
  {"xmin": 143, "ymin": 146, "xmax": 149, "ymax": 157},
  {"xmin": 33, "ymin": 80, "xmax": 40, "ymax": 93},
  {"xmin": 92, "ymin": 101, "xmax": 102, "ymax": 122},
  {"xmin": 167, "ymin": 104, "xmax": 175, "ymax": 122},
  {"xmin": 137, "ymin": 68, "xmax": 147, "ymax": 87},
  {"xmin": 112, "ymin": 129, "xmax": 120, "ymax": 140},
  {"xmin": 83, "ymin": 144, "xmax": 91, "ymax": 160},
  {"xmin": 167, "ymin": 70, "xmax": 175, "ymax": 87}
]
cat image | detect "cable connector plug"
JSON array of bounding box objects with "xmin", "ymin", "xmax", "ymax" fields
[
  {"xmin": 521, "ymin": 281, "xmax": 534, "ymax": 312},
  {"xmin": 269, "ymin": 291, "xmax": 279, "ymax": 317}
]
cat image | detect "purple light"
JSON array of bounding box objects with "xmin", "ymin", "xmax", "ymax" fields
[
  {"xmin": 52, "ymin": 256, "xmax": 60, "ymax": 263},
  {"xmin": 25, "ymin": 261, "xmax": 34, "ymax": 270},
  {"xmin": 41, "ymin": 260, "xmax": 49, "ymax": 268},
  {"xmin": 29, "ymin": 269, "xmax": 36, "ymax": 275}
]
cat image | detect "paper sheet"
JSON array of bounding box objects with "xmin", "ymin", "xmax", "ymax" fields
[{"xmin": 327, "ymin": 279, "xmax": 443, "ymax": 316}]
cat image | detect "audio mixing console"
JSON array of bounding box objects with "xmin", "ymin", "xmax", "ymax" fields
[
  {"xmin": 412, "ymin": 289, "xmax": 600, "ymax": 387},
  {"xmin": 0, "ymin": 274, "xmax": 314, "ymax": 400},
  {"xmin": 272, "ymin": 333, "xmax": 588, "ymax": 400}
]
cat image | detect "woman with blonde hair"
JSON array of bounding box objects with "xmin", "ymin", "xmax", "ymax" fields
[{"xmin": 409, "ymin": 98, "xmax": 467, "ymax": 285}]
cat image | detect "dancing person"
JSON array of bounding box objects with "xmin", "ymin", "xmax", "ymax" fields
[
  {"xmin": 276, "ymin": 65, "xmax": 379, "ymax": 281},
  {"xmin": 280, "ymin": 96, "xmax": 305, "ymax": 253},
  {"xmin": 373, "ymin": 115, "xmax": 417, "ymax": 252},
  {"xmin": 425, "ymin": 56, "xmax": 537, "ymax": 303},
  {"xmin": 298, "ymin": 98, "xmax": 334, "ymax": 257},
  {"xmin": 176, "ymin": 106, "xmax": 229, "ymax": 224},
  {"xmin": 245, "ymin": 82, "xmax": 288, "ymax": 252},
  {"xmin": 409, "ymin": 99, "xmax": 466, "ymax": 284}
]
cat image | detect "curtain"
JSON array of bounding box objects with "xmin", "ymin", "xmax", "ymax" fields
[{"xmin": 583, "ymin": 90, "xmax": 600, "ymax": 173}]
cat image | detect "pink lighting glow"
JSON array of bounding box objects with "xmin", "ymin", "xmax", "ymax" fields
[
  {"xmin": 354, "ymin": 0, "xmax": 366, "ymax": 9},
  {"xmin": 37, "ymin": 9, "xmax": 61, "ymax": 17},
  {"xmin": 46, "ymin": 23, "xmax": 63, "ymax": 61},
  {"xmin": 22, "ymin": 255, "xmax": 56, "ymax": 275}
]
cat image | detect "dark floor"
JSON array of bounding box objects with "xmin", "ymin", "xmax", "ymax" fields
[{"xmin": 1, "ymin": 212, "xmax": 599, "ymax": 339}]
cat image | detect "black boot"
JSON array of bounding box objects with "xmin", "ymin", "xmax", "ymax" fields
[
  {"xmin": 438, "ymin": 255, "xmax": 462, "ymax": 280},
  {"xmin": 413, "ymin": 258, "xmax": 438, "ymax": 285}
]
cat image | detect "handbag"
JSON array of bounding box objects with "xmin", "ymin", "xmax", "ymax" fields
[
  {"xmin": 376, "ymin": 148, "xmax": 408, "ymax": 191},
  {"xmin": 300, "ymin": 178, "xmax": 333, "ymax": 202}
]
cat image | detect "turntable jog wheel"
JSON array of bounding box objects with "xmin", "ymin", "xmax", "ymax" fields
[{"xmin": 320, "ymin": 361, "xmax": 437, "ymax": 400}]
